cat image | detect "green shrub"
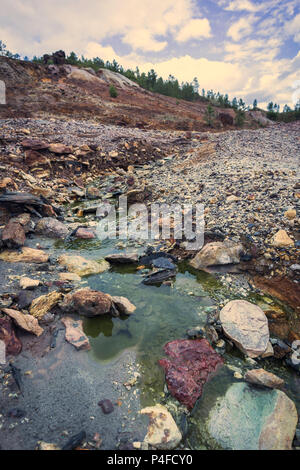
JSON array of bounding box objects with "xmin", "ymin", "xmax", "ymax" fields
[{"xmin": 109, "ymin": 85, "xmax": 118, "ymax": 98}]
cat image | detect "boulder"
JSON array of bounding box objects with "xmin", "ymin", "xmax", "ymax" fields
[
  {"xmin": 75, "ymin": 227, "xmax": 96, "ymax": 239},
  {"xmin": 19, "ymin": 277, "xmax": 40, "ymax": 290},
  {"xmin": 35, "ymin": 217, "xmax": 69, "ymax": 239},
  {"xmin": 271, "ymin": 230, "xmax": 294, "ymax": 248},
  {"xmin": 244, "ymin": 369, "xmax": 284, "ymax": 389},
  {"xmin": 190, "ymin": 241, "xmax": 243, "ymax": 269},
  {"xmin": 220, "ymin": 300, "xmax": 269, "ymax": 358},
  {"xmin": 207, "ymin": 383, "xmax": 297, "ymax": 450},
  {"xmin": 61, "ymin": 288, "xmax": 112, "ymax": 317},
  {"xmin": 159, "ymin": 339, "xmax": 224, "ymax": 410},
  {"xmin": 105, "ymin": 253, "xmax": 139, "ymax": 264},
  {"xmin": 111, "ymin": 296, "xmax": 136, "ymax": 315},
  {"xmin": 1, "ymin": 221, "xmax": 26, "ymax": 247},
  {"xmin": 29, "ymin": 291, "xmax": 62, "ymax": 319},
  {"xmin": 0, "ymin": 339, "xmax": 6, "ymax": 364},
  {"xmin": 58, "ymin": 254, "xmax": 109, "ymax": 277},
  {"xmin": 140, "ymin": 404, "xmax": 182, "ymax": 450},
  {"xmin": 2, "ymin": 308, "xmax": 43, "ymax": 337},
  {"xmin": 61, "ymin": 317, "xmax": 90, "ymax": 351},
  {"xmin": 0, "ymin": 247, "xmax": 49, "ymax": 264},
  {"xmin": 0, "ymin": 317, "xmax": 22, "ymax": 355}
]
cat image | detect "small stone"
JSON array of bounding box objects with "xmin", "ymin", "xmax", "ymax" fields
[
  {"xmin": 270, "ymin": 230, "xmax": 294, "ymax": 248},
  {"xmin": 61, "ymin": 288, "xmax": 112, "ymax": 317},
  {"xmin": 1, "ymin": 221, "xmax": 26, "ymax": 247},
  {"xmin": 2, "ymin": 308, "xmax": 44, "ymax": 337},
  {"xmin": 29, "ymin": 291, "xmax": 62, "ymax": 319},
  {"xmin": 284, "ymin": 209, "xmax": 296, "ymax": 220},
  {"xmin": 190, "ymin": 241, "xmax": 243, "ymax": 269},
  {"xmin": 19, "ymin": 277, "xmax": 40, "ymax": 290},
  {"xmin": 98, "ymin": 399, "xmax": 114, "ymax": 414},
  {"xmin": 75, "ymin": 227, "xmax": 96, "ymax": 239},
  {"xmin": 245, "ymin": 368, "xmax": 284, "ymax": 389},
  {"xmin": 105, "ymin": 253, "xmax": 139, "ymax": 264},
  {"xmin": 36, "ymin": 441, "xmax": 61, "ymax": 451},
  {"xmin": 0, "ymin": 247, "xmax": 49, "ymax": 264},
  {"xmin": 35, "ymin": 217, "xmax": 69, "ymax": 239},
  {"xmin": 58, "ymin": 254, "xmax": 109, "ymax": 277},
  {"xmin": 226, "ymin": 195, "xmax": 239, "ymax": 203},
  {"xmin": 58, "ymin": 272, "xmax": 81, "ymax": 282},
  {"xmin": 111, "ymin": 296, "xmax": 136, "ymax": 315},
  {"xmin": 61, "ymin": 317, "xmax": 90, "ymax": 351},
  {"xmin": 141, "ymin": 404, "xmax": 182, "ymax": 450},
  {"xmin": 220, "ymin": 300, "xmax": 269, "ymax": 358}
]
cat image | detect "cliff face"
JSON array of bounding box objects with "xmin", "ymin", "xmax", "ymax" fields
[{"xmin": 0, "ymin": 56, "xmax": 262, "ymax": 130}]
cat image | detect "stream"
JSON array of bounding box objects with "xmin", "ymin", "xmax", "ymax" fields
[{"xmin": 54, "ymin": 227, "xmax": 300, "ymax": 449}]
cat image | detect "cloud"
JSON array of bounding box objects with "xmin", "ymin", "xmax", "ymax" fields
[
  {"xmin": 176, "ymin": 18, "xmax": 212, "ymax": 42},
  {"xmin": 224, "ymin": 0, "xmax": 261, "ymax": 12},
  {"xmin": 285, "ymin": 13, "xmax": 300, "ymax": 42},
  {"xmin": 122, "ymin": 29, "xmax": 167, "ymax": 52},
  {"xmin": 227, "ymin": 16, "xmax": 256, "ymax": 41}
]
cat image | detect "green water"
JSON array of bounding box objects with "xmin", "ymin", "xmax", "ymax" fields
[{"xmin": 55, "ymin": 234, "xmax": 300, "ymax": 448}]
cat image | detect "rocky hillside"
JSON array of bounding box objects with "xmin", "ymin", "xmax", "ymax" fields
[{"xmin": 0, "ymin": 56, "xmax": 267, "ymax": 131}]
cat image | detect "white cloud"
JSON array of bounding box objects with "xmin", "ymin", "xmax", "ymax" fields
[
  {"xmin": 176, "ymin": 18, "xmax": 212, "ymax": 42},
  {"xmin": 227, "ymin": 16, "xmax": 256, "ymax": 41},
  {"xmin": 224, "ymin": 0, "xmax": 261, "ymax": 12},
  {"xmin": 285, "ymin": 13, "xmax": 300, "ymax": 42}
]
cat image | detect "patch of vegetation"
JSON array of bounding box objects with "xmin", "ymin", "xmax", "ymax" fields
[{"xmin": 109, "ymin": 85, "xmax": 118, "ymax": 98}]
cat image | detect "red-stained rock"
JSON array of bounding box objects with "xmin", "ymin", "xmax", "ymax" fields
[
  {"xmin": 158, "ymin": 339, "xmax": 224, "ymax": 410},
  {"xmin": 75, "ymin": 227, "xmax": 96, "ymax": 239},
  {"xmin": 0, "ymin": 317, "xmax": 22, "ymax": 355}
]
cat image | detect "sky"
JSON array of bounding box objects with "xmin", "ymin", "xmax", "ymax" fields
[{"xmin": 1, "ymin": 0, "xmax": 300, "ymax": 109}]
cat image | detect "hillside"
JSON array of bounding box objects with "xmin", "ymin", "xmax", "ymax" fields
[{"xmin": 0, "ymin": 56, "xmax": 269, "ymax": 130}]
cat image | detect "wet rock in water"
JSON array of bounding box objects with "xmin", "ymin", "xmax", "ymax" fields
[
  {"xmin": 159, "ymin": 339, "xmax": 224, "ymax": 410},
  {"xmin": 141, "ymin": 404, "xmax": 182, "ymax": 450},
  {"xmin": 61, "ymin": 317, "xmax": 90, "ymax": 351},
  {"xmin": 61, "ymin": 288, "xmax": 112, "ymax": 317},
  {"xmin": 220, "ymin": 300, "xmax": 269, "ymax": 358},
  {"xmin": 19, "ymin": 277, "xmax": 40, "ymax": 290},
  {"xmin": 205, "ymin": 324, "xmax": 219, "ymax": 344},
  {"xmin": 75, "ymin": 227, "xmax": 96, "ymax": 239},
  {"xmin": 245, "ymin": 369, "xmax": 284, "ymax": 389},
  {"xmin": 0, "ymin": 317, "xmax": 22, "ymax": 355},
  {"xmin": 142, "ymin": 269, "xmax": 176, "ymax": 285},
  {"xmin": 105, "ymin": 253, "xmax": 139, "ymax": 264},
  {"xmin": 0, "ymin": 339, "xmax": 6, "ymax": 364},
  {"xmin": 152, "ymin": 257, "xmax": 176, "ymax": 270},
  {"xmin": 29, "ymin": 291, "xmax": 62, "ymax": 319},
  {"xmin": 1, "ymin": 221, "xmax": 26, "ymax": 247},
  {"xmin": 58, "ymin": 254, "xmax": 109, "ymax": 276},
  {"xmin": 207, "ymin": 383, "xmax": 298, "ymax": 450},
  {"xmin": 0, "ymin": 247, "xmax": 49, "ymax": 264},
  {"xmin": 36, "ymin": 441, "xmax": 61, "ymax": 451},
  {"xmin": 111, "ymin": 296, "xmax": 136, "ymax": 315},
  {"xmin": 98, "ymin": 399, "xmax": 114, "ymax": 414},
  {"xmin": 186, "ymin": 326, "xmax": 205, "ymax": 339},
  {"xmin": 2, "ymin": 308, "xmax": 44, "ymax": 337},
  {"xmin": 35, "ymin": 217, "xmax": 69, "ymax": 239},
  {"xmin": 190, "ymin": 241, "xmax": 243, "ymax": 269},
  {"xmin": 270, "ymin": 230, "xmax": 294, "ymax": 248}
]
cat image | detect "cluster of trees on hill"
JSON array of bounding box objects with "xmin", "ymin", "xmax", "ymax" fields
[
  {"xmin": 266, "ymin": 101, "xmax": 300, "ymax": 122},
  {"xmin": 1, "ymin": 41, "xmax": 300, "ymax": 122}
]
